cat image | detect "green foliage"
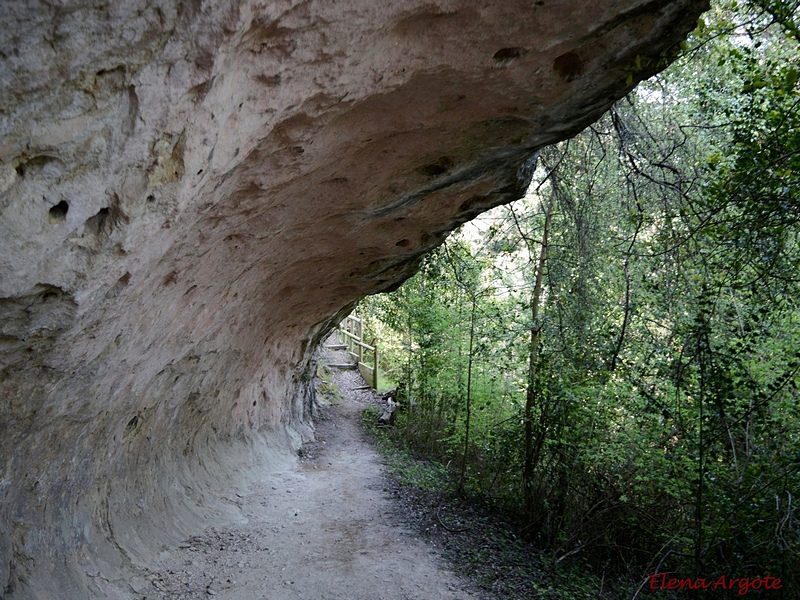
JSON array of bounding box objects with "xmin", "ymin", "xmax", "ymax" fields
[
  {"xmin": 361, "ymin": 0, "xmax": 800, "ymax": 593},
  {"xmin": 361, "ymin": 404, "xmax": 452, "ymax": 492},
  {"xmin": 315, "ymin": 359, "xmax": 342, "ymax": 404}
]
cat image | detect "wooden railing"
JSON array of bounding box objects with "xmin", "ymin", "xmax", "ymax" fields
[{"xmin": 337, "ymin": 314, "xmax": 379, "ymax": 390}]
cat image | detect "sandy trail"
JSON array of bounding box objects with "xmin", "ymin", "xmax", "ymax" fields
[{"xmin": 142, "ymin": 345, "xmax": 476, "ymax": 600}]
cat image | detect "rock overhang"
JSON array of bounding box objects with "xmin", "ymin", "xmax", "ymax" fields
[{"xmin": 0, "ymin": 0, "xmax": 708, "ymax": 597}]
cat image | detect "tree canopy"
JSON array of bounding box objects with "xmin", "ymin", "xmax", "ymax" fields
[{"xmin": 359, "ymin": 0, "xmax": 799, "ymax": 595}]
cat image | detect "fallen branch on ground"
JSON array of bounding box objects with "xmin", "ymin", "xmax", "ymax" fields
[{"xmin": 436, "ymin": 506, "xmax": 469, "ymax": 533}]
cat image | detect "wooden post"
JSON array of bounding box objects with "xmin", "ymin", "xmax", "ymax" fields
[
  {"xmin": 373, "ymin": 346, "xmax": 379, "ymax": 390},
  {"xmin": 334, "ymin": 313, "xmax": 380, "ymax": 390}
]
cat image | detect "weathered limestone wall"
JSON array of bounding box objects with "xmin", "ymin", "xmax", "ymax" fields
[{"xmin": 0, "ymin": 1, "xmax": 706, "ymax": 597}]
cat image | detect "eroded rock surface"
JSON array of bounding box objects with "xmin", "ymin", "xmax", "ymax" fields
[
  {"xmin": 0, "ymin": 1, "xmax": 706, "ymax": 597},
  {"xmin": 141, "ymin": 343, "xmax": 479, "ymax": 600}
]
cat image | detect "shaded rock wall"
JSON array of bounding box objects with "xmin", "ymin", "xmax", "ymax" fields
[{"xmin": 0, "ymin": 1, "xmax": 706, "ymax": 597}]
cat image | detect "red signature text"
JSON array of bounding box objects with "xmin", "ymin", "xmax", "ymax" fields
[{"xmin": 648, "ymin": 573, "xmax": 782, "ymax": 595}]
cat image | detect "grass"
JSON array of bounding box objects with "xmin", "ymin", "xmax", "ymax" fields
[
  {"xmin": 361, "ymin": 405, "xmax": 449, "ymax": 490},
  {"xmin": 376, "ymin": 375, "xmax": 398, "ymax": 394},
  {"xmin": 360, "ymin": 404, "xmax": 630, "ymax": 600},
  {"xmin": 315, "ymin": 359, "xmax": 343, "ymax": 404}
]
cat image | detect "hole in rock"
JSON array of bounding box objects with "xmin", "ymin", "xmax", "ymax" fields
[
  {"xmin": 493, "ymin": 47, "xmax": 528, "ymax": 61},
  {"xmin": 16, "ymin": 155, "xmax": 59, "ymax": 180},
  {"xmin": 125, "ymin": 415, "xmax": 140, "ymax": 432},
  {"xmin": 459, "ymin": 194, "xmax": 488, "ymax": 214},
  {"xmin": 48, "ymin": 200, "xmax": 69, "ymax": 222},
  {"xmin": 416, "ymin": 156, "xmax": 453, "ymax": 178},
  {"xmin": 396, "ymin": 239, "xmax": 410, "ymax": 247},
  {"xmin": 553, "ymin": 51, "xmax": 585, "ymax": 80},
  {"xmin": 82, "ymin": 207, "xmax": 114, "ymax": 239}
]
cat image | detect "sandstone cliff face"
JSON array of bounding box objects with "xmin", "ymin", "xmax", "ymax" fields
[{"xmin": 0, "ymin": 1, "xmax": 706, "ymax": 597}]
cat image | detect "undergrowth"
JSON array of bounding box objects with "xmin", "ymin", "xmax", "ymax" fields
[
  {"xmin": 361, "ymin": 405, "xmax": 629, "ymax": 600},
  {"xmin": 315, "ymin": 359, "xmax": 343, "ymax": 404}
]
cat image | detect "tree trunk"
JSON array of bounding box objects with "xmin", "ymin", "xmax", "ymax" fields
[
  {"xmin": 523, "ymin": 192, "xmax": 555, "ymax": 526},
  {"xmin": 458, "ymin": 297, "xmax": 477, "ymax": 494}
]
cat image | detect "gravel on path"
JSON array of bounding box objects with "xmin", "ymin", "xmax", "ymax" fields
[{"xmin": 140, "ymin": 343, "xmax": 477, "ymax": 600}]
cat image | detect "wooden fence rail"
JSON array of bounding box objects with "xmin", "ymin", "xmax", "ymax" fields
[{"xmin": 337, "ymin": 314, "xmax": 379, "ymax": 390}]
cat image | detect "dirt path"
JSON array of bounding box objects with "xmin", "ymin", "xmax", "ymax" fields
[{"xmin": 143, "ymin": 345, "xmax": 477, "ymax": 600}]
